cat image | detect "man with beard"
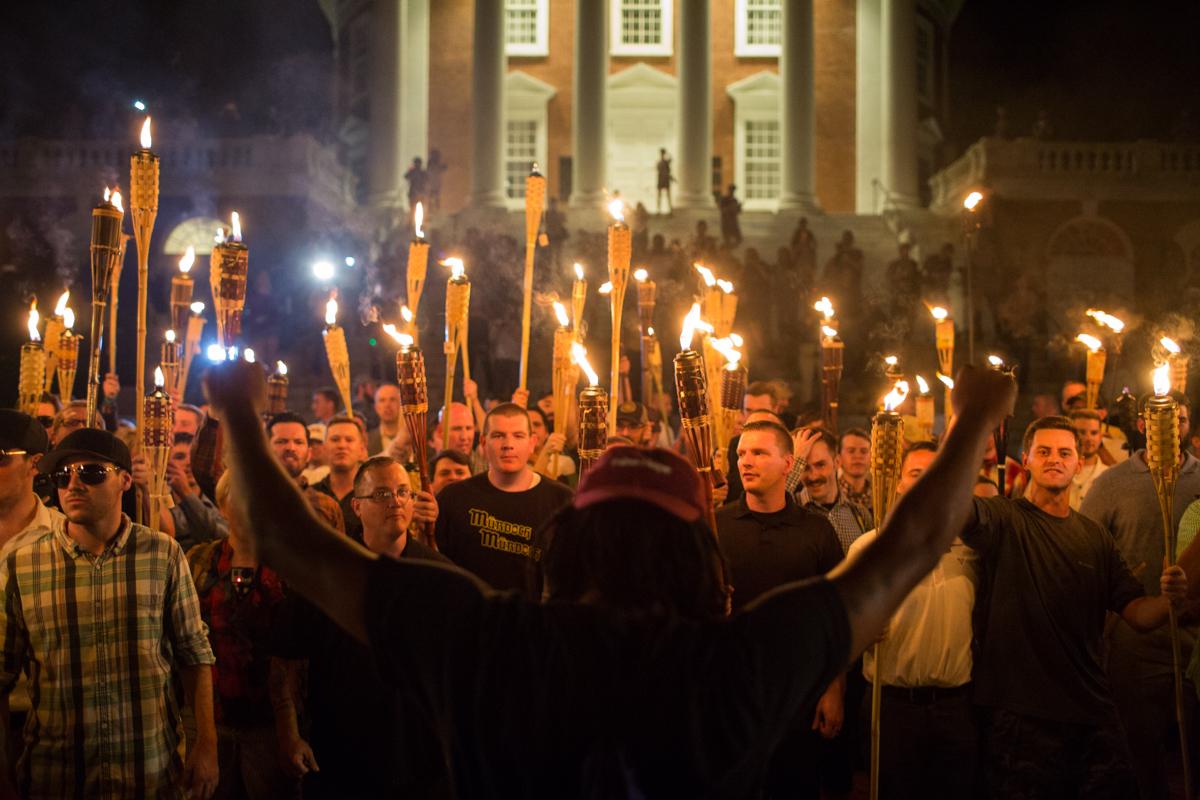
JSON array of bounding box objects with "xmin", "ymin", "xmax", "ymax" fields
[
  {"xmin": 968, "ymin": 416, "xmax": 1186, "ymax": 797},
  {"xmin": 267, "ymin": 413, "xmax": 345, "ymax": 533}
]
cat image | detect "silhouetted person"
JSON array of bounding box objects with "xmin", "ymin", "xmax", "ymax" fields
[
  {"xmin": 404, "ymin": 157, "xmax": 428, "ymax": 211},
  {"xmin": 719, "ymin": 185, "xmax": 743, "ymax": 248},
  {"xmin": 656, "ymin": 148, "xmax": 674, "ymax": 214},
  {"xmin": 544, "ymin": 198, "xmax": 568, "ymax": 270},
  {"xmin": 791, "ymin": 217, "xmax": 817, "ymax": 279}
]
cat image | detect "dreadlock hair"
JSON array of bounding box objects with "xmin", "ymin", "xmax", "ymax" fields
[{"xmin": 532, "ymin": 499, "xmax": 729, "ymax": 622}]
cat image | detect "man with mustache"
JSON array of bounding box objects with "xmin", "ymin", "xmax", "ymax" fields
[
  {"xmin": 796, "ymin": 429, "xmax": 871, "ymax": 554},
  {"xmin": 266, "ymin": 413, "xmax": 346, "ymax": 533}
]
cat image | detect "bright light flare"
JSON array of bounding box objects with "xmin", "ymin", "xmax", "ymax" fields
[
  {"xmin": 884, "ymin": 355, "xmax": 899, "ymax": 367},
  {"xmin": 110, "ymin": 189, "xmax": 123, "ymax": 213},
  {"xmin": 633, "ymin": 268, "xmax": 648, "ymax": 282},
  {"xmin": 190, "ymin": 301, "xmax": 205, "ymax": 314},
  {"xmin": 571, "ymin": 342, "xmax": 599, "ymax": 386},
  {"xmin": 730, "ymin": 333, "xmax": 744, "ymax": 347},
  {"xmin": 929, "ymin": 305, "xmax": 949, "ymax": 321},
  {"xmin": 1075, "ymin": 333, "xmax": 1103, "ymax": 352},
  {"xmin": 312, "ymin": 260, "xmax": 335, "ymax": 281},
  {"xmin": 694, "ymin": 264, "xmax": 716, "ymax": 287},
  {"xmin": 883, "ymin": 380, "xmax": 910, "ymax": 412},
  {"xmin": 553, "ymin": 302, "xmax": 570, "ymax": 327},
  {"xmin": 916, "ymin": 375, "xmax": 930, "ymax": 394},
  {"xmin": 139, "ymin": 118, "xmax": 152, "ymax": 149},
  {"xmin": 179, "ymin": 246, "xmax": 195, "ymax": 274},
  {"xmin": 243, "ymin": 348, "xmax": 256, "ymax": 363},
  {"xmin": 206, "ymin": 344, "xmax": 226, "ymax": 362},
  {"xmin": 325, "ymin": 297, "xmax": 338, "ymax": 326}
]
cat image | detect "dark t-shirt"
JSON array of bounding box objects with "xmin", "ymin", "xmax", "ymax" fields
[
  {"xmin": 312, "ymin": 475, "xmax": 362, "ymax": 541},
  {"xmin": 716, "ymin": 496, "xmax": 844, "ymax": 613},
  {"xmin": 964, "ymin": 497, "xmax": 1145, "ymax": 724},
  {"xmin": 271, "ymin": 539, "xmax": 451, "ymax": 797},
  {"xmin": 434, "ymin": 472, "xmax": 572, "ymax": 595},
  {"xmin": 365, "ymin": 556, "xmax": 850, "ymax": 798}
]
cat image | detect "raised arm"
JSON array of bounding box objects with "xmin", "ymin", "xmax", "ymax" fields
[
  {"xmin": 204, "ymin": 362, "xmax": 376, "ymax": 642},
  {"xmin": 827, "ymin": 365, "xmax": 1015, "ymax": 660}
]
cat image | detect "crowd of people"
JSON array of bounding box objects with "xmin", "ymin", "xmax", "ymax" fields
[{"xmin": 0, "ymin": 325, "xmax": 1195, "ymax": 799}]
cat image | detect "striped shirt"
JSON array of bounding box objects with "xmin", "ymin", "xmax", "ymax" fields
[{"xmin": 0, "ymin": 515, "xmax": 215, "ymax": 800}]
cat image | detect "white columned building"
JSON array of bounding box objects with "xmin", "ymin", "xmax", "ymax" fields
[
  {"xmin": 880, "ymin": 0, "xmax": 920, "ymax": 208},
  {"xmin": 470, "ymin": 0, "xmax": 508, "ymax": 209},
  {"xmin": 674, "ymin": 0, "xmax": 715, "ymax": 209},
  {"xmin": 777, "ymin": 0, "xmax": 820, "ymax": 212},
  {"xmin": 570, "ymin": 0, "xmax": 609, "ymax": 208}
]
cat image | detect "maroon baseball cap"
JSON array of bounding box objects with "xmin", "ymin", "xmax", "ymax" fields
[{"xmin": 573, "ymin": 445, "xmax": 707, "ymax": 523}]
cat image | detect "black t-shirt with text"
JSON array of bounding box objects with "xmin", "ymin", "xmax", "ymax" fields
[
  {"xmin": 964, "ymin": 496, "xmax": 1145, "ymax": 724},
  {"xmin": 434, "ymin": 472, "xmax": 572, "ymax": 595}
]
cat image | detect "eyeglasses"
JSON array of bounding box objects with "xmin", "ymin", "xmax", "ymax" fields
[
  {"xmin": 353, "ymin": 487, "xmax": 413, "ymax": 504},
  {"xmin": 50, "ymin": 464, "xmax": 121, "ymax": 488},
  {"xmin": 0, "ymin": 450, "xmax": 28, "ymax": 467}
]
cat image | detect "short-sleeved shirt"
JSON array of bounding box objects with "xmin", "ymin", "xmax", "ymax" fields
[
  {"xmin": 964, "ymin": 497, "xmax": 1145, "ymax": 724},
  {"xmin": 716, "ymin": 495, "xmax": 844, "ymax": 613},
  {"xmin": 364, "ymin": 556, "xmax": 850, "ymax": 797},
  {"xmin": 434, "ymin": 472, "xmax": 572, "ymax": 594},
  {"xmin": 0, "ymin": 515, "xmax": 215, "ymax": 799}
]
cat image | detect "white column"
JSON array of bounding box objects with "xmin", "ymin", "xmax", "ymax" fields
[
  {"xmin": 880, "ymin": 0, "xmax": 920, "ymax": 208},
  {"xmin": 674, "ymin": 0, "xmax": 715, "ymax": 209},
  {"xmin": 399, "ymin": 0, "xmax": 429, "ymax": 176},
  {"xmin": 855, "ymin": 0, "xmax": 882, "ymax": 213},
  {"xmin": 778, "ymin": 0, "xmax": 820, "ymax": 211},
  {"xmin": 570, "ymin": 0, "xmax": 608, "ymax": 208},
  {"xmin": 368, "ymin": 0, "xmax": 405, "ymax": 207},
  {"xmin": 470, "ymin": 0, "xmax": 507, "ymax": 209}
]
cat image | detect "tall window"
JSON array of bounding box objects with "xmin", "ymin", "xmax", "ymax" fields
[
  {"xmin": 505, "ymin": 120, "xmax": 539, "ymax": 202},
  {"xmin": 611, "ymin": 0, "xmax": 672, "ymax": 56},
  {"xmin": 504, "ymin": 71, "xmax": 555, "ymax": 208},
  {"xmin": 743, "ymin": 119, "xmax": 781, "ymax": 205},
  {"xmin": 736, "ymin": 0, "xmax": 782, "ymax": 57},
  {"xmin": 506, "ymin": 0, "xmax": 549, "ymax": 56}
]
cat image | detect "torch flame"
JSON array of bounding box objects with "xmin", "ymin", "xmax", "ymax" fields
[
  {"xmin": 963, "ymin": 191, "xmax": 984, "ymax": 211},
  {"xmin": 62, "ymin": 307, "xmax": 74, "ymax": 330},
  {"xmin": 607, "ymin": 198, "xmax": 625, "ymax": 223},
  {"xmin": 716, "ymin": 279, "xmax": 734, "ymax": 294},
  {"xmin": 1075, "ymin": 333, "xmax": 1103, "ymax": 353},
  {"xmin": 165, "ymin": 329, "xmax": 176, "ymax": 344},
  {"xmin": 1161, "ymin": 336, "xmax": 1182, "ymax": 355},
  {"xmin": 190, "ymin": 301, "xmax": 205, "ymax": 314},
  {"xmin": 916, "ymin": 374, "xmax": 930, "ymax": 394},
  {"xmin": 598, "ymin": 282, "xmax": 613, "ymax": 295},
  {"xmin": 884, "ymin": 355, "xmax": 898, "ymax": 367},
  {"xmin": 711, "ymin": 337, "xmax": 742, "ymax": 367},
  {"xmin": 441, "ymin": 257, "xmax": 465, "ymax": 279},
  {"xmin": 277, "ymin": 361, "xmax": 288, "ymax": 376},
  {"xmin": 243, "ymin": 348, "xmax": 256, "ymax": 363},
  {"xmin": 230, "ymin": 212, "xmax": 242, "ymax": 242},
  {"xmin": 574, "ymin": 262, "xmax": 585, "ymax": 281},
  {"xmin": 571, "ymin": 342, "xmax": 599, "ymax": 386},
  {"xmin": 110, "ymin": 189, "xmax": 123, "ymax": 213},
  {"xmin": 325, "ymin": 297, "xmax": 338, "ymax": 326},
  {"xmin": 1154, "ymin": 363, "xmax": 1171, "ymax": 396},
  {"xmin": 680, "ymin": 303, "xmax": 703, "ymax": 351},
  {"xmin": 929, "ymin": 305, "xmax": 949, "ymax": 321},
  {"xmin": 553, "ymin": 302, "xmax": 570, "ymax": 328},
  {"xmin": 633, "ymin": 268, "xmax": 648, "ymax": 282},
  {"xmin": 414, "ymin": 202, "xmax": 424, "ymax": 238},
  {"xmin": 821, "ymin": 325, "xmax": 839, "ymax": 339},
  {"xmin": 988, "ymin": 355, "xmax": 1004, "ymax": 368},
  {"xmin": 179, "ymin": 246, "xmax": 195, "ymax": 274},
  {"xmin": 937, "ymin": 372, "xmax": 955, "ymax": 389},
  {"xmin": 104, "ymin": 187, "xmax": 111, "ymax": 203},
  {"xmin": 401, "ymin": 305, "xmax": 413, "ymax": 323},
  {"xmin": 1086, "ymin": 308, "xmax": 1125, "ymax": 333},
  {"xmin": 140, "ymin": 118, "xmax": 152, "ymax": 149},
  {"xmin": 214, "ymin": 227, "xmax": 225, "ymax": 244},
  {"xmin": 53, "ymin": 290, "xmax": 70, "ymax": 317},
  {"xmin": 154, "ymin": 366, "xmax": 165, "ymax": 388},
  {"xmin": 647, "ymin": 326, "xmax": 655, "ymax": 337},
  {"xmin": 694, "ymin": 264, "xmax": 716, "ymax": 287},
  {"xmin": 730, "ymin": 333, "xmax": 744, "ymax": 347},
  {"xmin": 383, "ymin": 324, "xmax": 414, "ymax": 347},
  {"xmin": 814, "ymin": 296, "xmax": 835, "ymax": 320},
  {"xmin": 27, "ymin": 301, "xmax": 39, "ymax": 342},
  {"xmin": 883, "ymin": 380, "xmax": 910, "ymax": 411}
]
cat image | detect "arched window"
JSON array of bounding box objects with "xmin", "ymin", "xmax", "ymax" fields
[{"xmin": 163, "ymin": 217, "xmax": 226, "ymax": 257}]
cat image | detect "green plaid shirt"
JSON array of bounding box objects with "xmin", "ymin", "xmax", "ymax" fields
[{"xmin": 0, "ymin": 515, "xmax": 215, "ymax": 800}]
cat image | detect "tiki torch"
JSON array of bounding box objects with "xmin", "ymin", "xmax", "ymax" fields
[
  {"xmin": 518, "ymin": 166, "xmax": 546, "ymax": 392},
  {"xmin": 442, "ymin": 257, "xmax": 471, "ymax": 448},
  {"xmin": 606, "ymin": 199, "xmax": 632, "ymax": 434},
  {"xmin": 265, "ymin": 361, "xmax": 289, "ymax": 416},
  {"xmin": 130, "ymin": 118, "xmax": 159, "ymax": 446},
  {"xmin": 407, "ymin": 203, "xmax": 429, "ymax": 346},
  {"xmin": 171, "ymin": 246, "xmax": 196, "ymax": 339},
  {"xmin": 43, "ymin": 290, "xmax": 69, "ymax": 394},
  {"xmin": 180, "ymin": 301, "xmax": 206, "ymax": 398},
  {"xmin": 868, "ymin": 379, "xmax": 910, "ymax": 800},
  {"xmin": 695, "ymin": 264, "xmax": 722, "ymax": 328},
  {"xmin": 821, "ymin": 324, "xmax": 844, "ymax": 435},
  {"xmin": 1076, "ymin": 333, "xmax": 1106, "ymax": 410},
  {"xmin": 161, "ymin": 330, "xmax": 182, "ymax": 401},
  {"xmin": 571, "ymin": 262, "xmax": 588, "ymax": 339},
  {"xmin": 108, "ymin": 234, "xmax": 128, "ymax": 376},
  {"xmin": 572, "ymin": 342, "xmax": 607, "ymax": 478},
  {"xmin": 88, "ymin": 187, "xmax": 124, "ymax": 427},
  {"xmin": 143, "ymin": 366, "xmax": 174, "ymax": 534},
  {"xmin": 1161, "ymin": 337, "xmax": 1189, "ymax": 395},
  {"xmin": 634, "ymin": 268, "xmax": 656, "ymax": 408},
  {"xmin": 988, "ymin": 355, "xmax": 1016, "ymax": 495},
  {"xmin": 719, "ymin": 345, "xmax": 747, "ymax": 462},
  {"xmin": 1145, "ymin": 363, "xmax": 1193, "ymax": 800},
  {"xmin": 937, "ymin": 372, "xmax": 955, "ymax": 430},
  {"xmin": 19, "ymin": 302, "xmax": 44, "ymax": 416},
  {"xmin": 210, "ymin": 213, "xmax": 249, "ymax": 349},
  {"xmin": 322, "ymin": 294, "xmax": 355, "ymax": 419},
  {"xmin": 675, "ymin": 303, "xmax": 719, "ymax": 533},
  {"xmin": 929, "ymin": 305, "xmax": 954, "ymax": 423},
  {"xmin": 551, "ymin": 302, "xmax": 573, "ymax": 478},
  {"xmin": 914, "ymin": 375, "xmax": 934, "ymax": 440},
  {"xmin": 56, "ymin": 305, "xmax": 80, "ymax": 405}
]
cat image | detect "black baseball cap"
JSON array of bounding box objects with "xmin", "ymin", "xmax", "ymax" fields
[
  {"xmin": 40, "ymin": 428, "xmax": 132, "ymax": 474},
  {"xmin": 616, "ymin": 401, "xmax": 648, "ymax": 427},
  {"xmin": 0, "ymin": 410, "xmax": 49, "ymax": 455}
]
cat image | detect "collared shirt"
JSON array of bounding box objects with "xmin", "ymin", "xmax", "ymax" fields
[
  {"xmin": 0, "ymin": 515, "xmax": 215, "ymax": 800},
  {"xmin": 838, "ymin": 472, "xmax": 872, "ymax": 510},
  {"xmin": 797, "ymin": 487, "xmax": 872, "ymax": 553},
  {"xmin": 1069, "ymin": 458, "xmax": 1109, "ymax": 511},
  {"xmin": 847, "ymin": 530, "xmax": 978, "ymax": 688}
]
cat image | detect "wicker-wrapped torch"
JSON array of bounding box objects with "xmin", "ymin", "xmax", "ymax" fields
[
  {"xmin": 322, "ymin": 295, "xmax": 355, "ymax": 419},
  {"xmin": 143, "ymin": 367, "xmax": 174, "ymax": 535},
  {"xmin": 572, "ymin": 343, "xmax": 607, "ymax": 478},
  {"xmin": 518, "ymin": 167, "xmax": 546, "ymax": 392},
  {"xmin": 442, "ymin": 258, "xmax": 471, "ymax": 450},
  {"xmin": 130, "ymin": 118, "xmax": 159, "ymax": 445},
  {"xmin": 407, "ymin": 203, "xmax": 429, "ymax": 346},
  {"xmin": 675, "ymin": 304, "xmax": 719, "ymax": 534},
  {"xmin": 210, "ymin": 213, "xmax": 249, "ymax": 350},
  {"xmin": 19, "ymin": 303, "xmax": 44, "ymax": 417},
  {"xmin": 88, "ymin": 188, "xmax": 124, "ymax": 427}
]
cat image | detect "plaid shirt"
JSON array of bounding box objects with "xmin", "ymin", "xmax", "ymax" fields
[
  {"xmin": 0, "ymin": 515, "xmax": 214, "ymax": 800},
  {"xmin": 797, "ymin": 488, "xmax": 873, "ymax": 554}
]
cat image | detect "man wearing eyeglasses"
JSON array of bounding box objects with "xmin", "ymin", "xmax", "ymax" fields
[
  {"xmin": 0, "ymin": 428, "xmax": 218, "ymax": 799},
  {"xmin": 269, "ymin": 456, "xmax": 449, "ymax": 798}
]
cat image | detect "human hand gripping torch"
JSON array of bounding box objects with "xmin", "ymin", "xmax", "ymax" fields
[
  {"xmin": 42, "ymin": 291, "xmax": 69, "ymax": 394},
  {"xmin": 56, "ymin": 305, "xmax": 80, "ymax": 404},
  {"xmin": 868, "ymin": 379, "xmax": 910, "ymax": 800},
  {"xmin": 210, "ymin": 213, "xmax": 249, "ymax": 350},
  {"xmin": 987, "ymin": 355, "xmax": 1016, "ymax": 494},
  {"xmin": 1075, "ymin": 333, "xmax": 1106, "ymax": 410},
  {"xmin": 675, "ymin": 304, "xmax": 720, "ymax": 534},
  {"xmin": 143, "ymin": 366, "xmax": 174, "ymax": 534},
  {"xmin": 551, "ymin": 303, "xmax": 573, "ymax": 479},
  {"xmin": 442, "ymin": 258, "xmax": 471, "ymax": 448},
  {"xmin": 19, "ymin": 302, "xmax": 45, "ymax": 416},
  {"xmin": 322, "ymin": 294, "xmax": 355, "ymax": 419},
  {"xmin": 180, "ymin": 302, "xmax": 207, "ymax": 397},
  {"xmin": 88, "ymin": 187, "xmax": 124, "ymax": 427},
  {"xmin": 1161, "ymin": 337, "xmax": 1189, "ymax": 395},
  {"xmin": 1145, "ymin": 362, "xmax": 1193, "ymax": 800},
  {"xmin": 130, "ymin": 118, "xmax": 159, "ymax": 444},
  {"xmin": 607, "ymin": 200, "xmax": 632, "ymax": 434},
  {"xmin": 407, "ymin": 203, "xmax": 429, "ymax": 346},
  {"xmin": 267, "ymin": 361, "xmax": 289, "ymax": 416},
  {"xmin": 518, "ymin": 166, "xmax": 547, "ymax": 391},
  {"xmin": 572, "ymin": 343, "xmax": 607, "ymax": 478},
  {"xmin": 914, "ymin": 375, "xmax": 934, "ymax": 440}
]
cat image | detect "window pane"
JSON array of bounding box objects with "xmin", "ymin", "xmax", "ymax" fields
[
  {"xmin": 506, "ymin": 0, "xmax": 540, "ymax": 46},
  {"xmin": 621, "ymin": 0, "xmax": 664, "ymax": 46},
  {"xmin": 505, "ymin": 120, "xmax": 539, "ymax": 199},
  {"xmin": 745, "ymin": 0, "xmax": 781, "ymax": 46},
  {"xmin": 744, "ymin": 119, "xmax": 781, "ymax": 200}
]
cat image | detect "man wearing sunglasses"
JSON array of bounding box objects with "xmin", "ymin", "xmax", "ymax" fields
[
  {"xmin": 0, "ymin": 428, "xmax": 218, "ymax": 799},
  {"xmin": 0, "ymin": 411, "xmax": 61, "ymax": 550}
]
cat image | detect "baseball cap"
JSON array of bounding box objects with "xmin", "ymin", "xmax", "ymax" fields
[
  {"xmin": 39, "ymin": 428, "xmax": 133, "ymax": 474},
  {"xmin": 574, "ymin": 445, "xmax": 706, "ymax": 523},
  {"xmin": 308, "ymin": 423, "xmax": 327, "ymax": 444},
  {"xmin": 616, "ymin": 401, "xmax": 648, "ymax": 428},
  {"xmin": 0, "ymin": 410, "xmax": 50, "ymax": 455}
]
